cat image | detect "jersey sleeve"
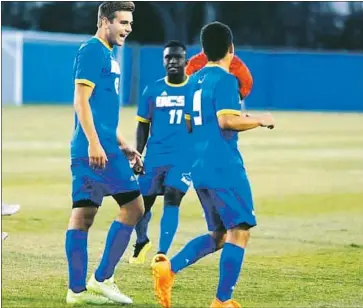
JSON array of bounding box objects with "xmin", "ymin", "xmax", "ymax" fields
[
  {"xmin": 136, "ymin": 85, "xmax": 153, "ymax": 123},
  {"xmin": 184, "ymin": 84, "xmax": 194, "ymax": 121},
  {"xmin": 215, "ymin": 74, "xmax": 241, "ymax": 117},
  {"xmin": 74, "ymin": 45, "xmax": 102, "ymax": 89}
]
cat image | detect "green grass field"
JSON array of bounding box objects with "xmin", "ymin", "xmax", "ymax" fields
[{"xmin": 2, "ymin": 106, "xmax": 363, "ymax": 308}]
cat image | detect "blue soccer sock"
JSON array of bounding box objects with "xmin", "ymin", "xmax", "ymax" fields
[
  {"xmin": 135, "ymin": 211, "xmax": 152, "ymax": 244},
  {"xmin": 170, "ymin": 234, "xmax": 216, "ymax": 273},
  {"xmin": 65, "ymin": 229, "xmax": 88, "ymax": 293},
  {"xmin": 95, "ymin": 221, "xmax": 134, "ymax": 282},
  {"xmin": 216, "ymin": 243, "xmax": 245, "ymax": 302},
  {"xmin": 158, "ymin": 205, "xmax": 179, "ymax": 254}
]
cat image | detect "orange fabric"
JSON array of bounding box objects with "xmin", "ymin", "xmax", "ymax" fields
[{"xmin": 186, "ymin": 52, "xmax": 253, "ymax": 98}]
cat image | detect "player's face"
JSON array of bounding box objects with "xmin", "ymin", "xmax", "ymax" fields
[
  {"xmin": 107, "ymin": 11, "xmax": 133, "ymax": 46},
  {"xmin": 163, "ymin": 47, "xmax": 186, "ymax": 76}
]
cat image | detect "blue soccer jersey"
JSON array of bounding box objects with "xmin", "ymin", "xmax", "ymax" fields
[
  {"xmin": 185, "ymin": 64, "xmax": 244, "ymax": 189},
  {"xmin": 71, "ymin": 37, "xmax": 121, "ymax": 158},
  {"xmin": 136, "ymin": 77, "xmax": 192, "ymax": 196},
  {"xmin": 186, "ymin": 64, "xmax": 256, "ymax": 229},
  {"xmin": 136, "ymin": 77, "xmax": 191, "ymax": 164}
]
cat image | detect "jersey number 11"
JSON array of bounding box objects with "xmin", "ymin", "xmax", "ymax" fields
[{"xmin": 169, "ymin": 109, "xmax": 183, "ymax": 124}]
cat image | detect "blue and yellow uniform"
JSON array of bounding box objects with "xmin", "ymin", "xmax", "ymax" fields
[
  {"xmin": 136, "ymin": 77, "xmax": 192, "ymax": 196},
  {"xmin": 185, "ymin": 64, "xmax": 256, "ymax": 230},
  {"xmin": 71, "ymin": 37, "xmax": 138, "ymax": 206}
]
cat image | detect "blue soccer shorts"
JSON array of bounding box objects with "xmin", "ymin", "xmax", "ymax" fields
[
  {"xmin": 196, "ymin": 172, "xmax": 256, "ymax": 231},
  {"xmin": 138, "ymin": 158, "xmax": 191, "ymax": 196},
  {"xmin": 71, "ymin": 151, "xmax": 139, "ymax": 206}
]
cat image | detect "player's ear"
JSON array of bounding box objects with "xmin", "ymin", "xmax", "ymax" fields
[
  {"xmin": 101, "ymin": 16, "xmax": 109, "ymax": 29},
  {"xmin": 229, "ymin": 43, "xmax": 234, "ymax": 55}
]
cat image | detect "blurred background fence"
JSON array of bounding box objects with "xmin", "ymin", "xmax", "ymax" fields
[{"xmin": 2, "ymin": 1, "xmax": 363, "ymax": 111}]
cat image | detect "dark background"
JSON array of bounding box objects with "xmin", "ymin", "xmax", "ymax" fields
[{"xmin": 2, "ymin": 1, "xmax": 363, "ymax": 51}]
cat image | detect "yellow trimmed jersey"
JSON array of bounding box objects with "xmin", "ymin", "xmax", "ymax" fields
[
  {"xmin": 185, "ymin": 65, "xmax": 245, "ymax": 189},
  {"xmin": 136, "ymin": 77, "xmax": 192, "ymax": 162},
  {"xmin": 71, "ymin": 37, "xmax": 121, "ymax": 158}
]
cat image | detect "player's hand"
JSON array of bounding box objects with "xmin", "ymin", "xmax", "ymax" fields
[
  {"xmin": 122, "ymin": 145, "xmax": 141, "ymax": 160},
  {"xmin": 88, "ymin": 142, "xmax": 108, "ymax": 169},
  {"xmin": 131, "ymin": 153, "xmax": 145, "ymax": 175},
  {"xmin": 122, "ymin": 146, "xmax": 145, "ymax": 175},
  {"xmin": 132, "ymin": 160, "xmax": 145, "ymax": 175},
  {"xmin": 259, "ymin": 113, "xmax": 275, "ymax": 129}
]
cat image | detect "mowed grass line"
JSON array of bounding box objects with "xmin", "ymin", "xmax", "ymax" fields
[{"xmin": 2, "ymin": 106, "xmax": 363, "ymax": 308}]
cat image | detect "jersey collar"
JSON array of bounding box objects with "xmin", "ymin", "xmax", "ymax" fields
[
  {"xmin": 164, "ymin": 76, "xmax": 189, "ymax": 87},
  {"xmin": 94, "ymin": 36, "xmax": 112, "ymax": 51}
]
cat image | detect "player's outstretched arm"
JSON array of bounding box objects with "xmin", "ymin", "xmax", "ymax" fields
[{"xmin": 218, "ymin": 113, "xmax": 275, "ymax": 132}]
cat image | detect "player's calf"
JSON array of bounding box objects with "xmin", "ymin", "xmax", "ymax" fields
[
  {"xmin": 66, "ymin": 200, "xmax": 100, "ymax": 296},
  {"xmin": 94, "ymin": 191, "xmax": 144, "ymax": 284},
  {"xmin": 158, "ymin": 187, "xmax": 185, "ymax": 255},
  {"xmin": 129, "ymin": 194, "xmax": 157, "ymax": 264},
  {"xmin": 216, "ymin": 223, "xmax": 251, "ymax": 304}
]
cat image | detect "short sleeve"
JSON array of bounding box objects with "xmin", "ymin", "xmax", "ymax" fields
[
  {"xmin": 74, "ymin": 45, "xmax": 102, "ymax": 89},
  {"xmin": 136, "ymin": 85, "xmax": 153, "ymax": 123},
  {"xmin": 215, "ymin": 74, "xmax": 241, "ymax": 117}
]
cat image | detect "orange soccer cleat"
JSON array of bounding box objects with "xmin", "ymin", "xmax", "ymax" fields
[
  {"xmin": 151, "ymin": 254, "xmax": 175, "ymax": 308},
  {"xmin": 210, "ymin": 298, "xmax": 242, "ymax": 308}
]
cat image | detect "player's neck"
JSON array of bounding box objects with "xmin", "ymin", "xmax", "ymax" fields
[
  {"xmin": 207, "ymin": 60, "xmax": 229, "ymax": 72},
  {"xmin": 95, "ymin": 30, "xmax": 113, "ymax": 49},
  {"xmin": 167, "ymin": 74, "xmax": 187, "ymax": 85}
]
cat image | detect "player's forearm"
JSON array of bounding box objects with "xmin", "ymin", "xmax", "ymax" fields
[
  {"xmin": 136, "ymin": 122, "xmax": 150, "ymax": 154},
  {"xmin": 74, "ymin": 96, "xmax": 100, "ymax": 144},
  {"xmin": 218, "ymin": 114, "xmax": 262, "ymax": 132},
  {"xmin": 116, "ymin": 132, "xmax": 130, "ymax": 149}
]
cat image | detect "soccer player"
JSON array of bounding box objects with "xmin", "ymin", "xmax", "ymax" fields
[
  {"xmin": 65, "ymin": 2, "xmax": 144, "ymax": 305},
  {"xmin": 151, "ymin": 22, "xmax": 275, "ymax": 308},
  {"xmin": 129, "ymin": 41, "xmax": 192, "ymax": 264}
]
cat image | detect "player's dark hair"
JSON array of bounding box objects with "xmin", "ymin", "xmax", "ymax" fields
[
  {"xmin": 200, "ymin": 22, "xmax": 233, "ymax": 62},
  {"xmin": 98, "ymin": 1, "xmax": 135, "ymax": 27},
  {"xmin": 164, "ymin": 40, "xmax": 186, "ymax": 51}
]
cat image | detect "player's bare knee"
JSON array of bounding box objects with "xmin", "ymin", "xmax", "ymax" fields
[
  {"xmin": 164, "ymin": 186, "xmax": 185, "ymax": 206},
  {"xmin": 68, "ymin": 206, "xmax": 98, "ymax": 231},
  {"xmin": 116, "ymin": 193, "xmax": 144, "ymax": 225},
  {"xmin": 226, "ymin": 224, "xmax": 251, "ymax": 248}
]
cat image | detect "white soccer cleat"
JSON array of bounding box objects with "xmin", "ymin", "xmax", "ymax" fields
[
  {"xmin": 2, "ymin": 232, "xmax": 9, "ymax": 241},
  {"xmin": 87, "ymin": 274, "xmax": 133, "ymax": 304},
  {"xmin": 2, "ymin": 203, "xmax": 20, "ymax": 216},
  {"xmin": 66, "ymin": 289, "xmax": 112, "ymax": 305}
]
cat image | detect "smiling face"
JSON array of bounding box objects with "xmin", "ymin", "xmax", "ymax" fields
[
  {"xmin": 104, "ymin": 10, "xmax": 133, "ymax": 47},
  {"xmin": 163, "ymin": 46, "xmax": 187, "ymax": 76}
]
